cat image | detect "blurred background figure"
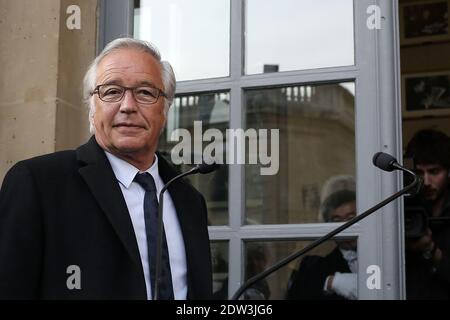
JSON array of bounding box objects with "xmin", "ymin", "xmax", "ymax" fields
[
  {"xmin": 286, "ymin": 175, "xmax": 358, "ymax": 300},
  {"xmin": 243, "ymin": 244, "xmax": 271, "ymax": 300},
  {"xmin": 212, "ymin": 243, "xmax": 270, "ymax": 300},
  {"xmin": 404, "ymin": 129, "xmax": 450, "ymax": 299}
]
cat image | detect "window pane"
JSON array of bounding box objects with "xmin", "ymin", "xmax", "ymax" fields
[
  {"xmin": 158, "ymin": 92, "xmax": 230, "ymax": 225},
  {"xmin": 245, "ymin": 0, "xmax": 354, "ymax": 74},
  {"xmin": 244, "ymin": 239, "xmax": 358, "ymax": 300},
  {"xmin": 134, "ymin": 0, "xmax": 230, "ymax": 81},
  {"xmin": 212, "ymin": 241, "xmax": 229, "ymax": 299},
  {"xmin": 245, "ymin": 83, "xmax": 355, "ymax": 224}
]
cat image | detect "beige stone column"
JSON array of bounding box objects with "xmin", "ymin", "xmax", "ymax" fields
[{"xmin": 0, "ymin": 0, "xmax": 98, "ymax": 183}]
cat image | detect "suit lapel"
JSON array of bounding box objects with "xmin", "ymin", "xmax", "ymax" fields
[{"xmin": 76, "ymin": 137, "xmax": 142, "ymax": 269}]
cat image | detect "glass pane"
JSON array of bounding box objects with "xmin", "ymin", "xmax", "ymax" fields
[
  {"xmin": 243, "ymin": 239, "xmax": 358, "ymax": 300},
  {"xmin": 159, "ymin": 92, "xmax": 230, "ymax": 225},
  {"xmin": 134, "ymin": 0, "xmax": 230, "ymax": 81},
  {"xmin": 245, "ymin": 83, "xmax": 355, "ymax": 224},
  {"xmin": 245, "ymin": 0, "xmax": 354, "ymax": 74},
  {"xmin": 212, "ymin": 241, "xmax": 229, "ymax": 299}
]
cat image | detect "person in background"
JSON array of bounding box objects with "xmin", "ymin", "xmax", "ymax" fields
[
  {"xmin": 404, "ymin": 129, "xmax": 450, "ymax": 299},
  {"xmin": 286, "ymin": 176, "xmax": 357, "ymax": 300}
]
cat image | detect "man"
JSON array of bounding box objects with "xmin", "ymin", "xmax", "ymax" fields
[
  {"xmin": 0, "ymin": 38, "xmax": 212, "ymax": 299},
  {"xmin": 286, "ymin": 176, "xmax": 357, "ymax": 300},
  {"xmin": 404, "ymin": 129, "xmax": 450, "ymax": 299}
]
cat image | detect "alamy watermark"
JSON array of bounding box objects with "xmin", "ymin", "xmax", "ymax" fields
[
  {"xmin": 366, "ymin": 264, "xmax": 381, "ymax": 290},
  {"xmin": 66, "ymin": 5, "xmax": 81, "ymax": 30},
  {"xmin": 65, "ymin": 5, "xmax": 383, "ymax": 33},
  {"xmin": 170, "ymin": 121, "xmax": 279, "ymax": 176},
  {"xmin": 66, "ymin": 265, "xmax": 81, "ymax": 290},
  {"xmin": 367, "ymin": 5, "xmax": 382, "ymax": 30}
]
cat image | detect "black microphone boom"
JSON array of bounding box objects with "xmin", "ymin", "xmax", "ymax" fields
[
  {"xmin": 373, "ymin": 152, "xmax": 422, "ymax": 194},
  {"xmin": 195, "ymin": 162, "xmax": 221, "ymax": 174},
  {"xmin": 154, "ymin": 161, "xmax": 220, "ymax": 300},
  {"xmin": 231, "ymin": 152, "xmax": 421, "ymax": 300}
]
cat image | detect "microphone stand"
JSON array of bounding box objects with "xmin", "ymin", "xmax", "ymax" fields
[
  {"xmin": 153, "ymin": 162, "xmax": 218, "ymax": 300},
  {"xmin": 231, "ymin": 164, "xmax": 421, "ymax": 300},
  {"xmin": 154, "ymin": 166, "xmax": 198, "ymax": 300}
]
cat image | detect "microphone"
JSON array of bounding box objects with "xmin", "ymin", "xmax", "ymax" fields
[
  {"xmin": 373, "ymin": 152, "xmax": 423, "ymax": 196},
  {"xmin": 372, "ymin": 152, "xmax": 398, "ymax": 172},
  {"xmin": 154, "ymin": 161, "xmax": 220, "ymax": 300},
  {"xmin": 231, "ymin": 152, "xmax": 421, "ymax": 300}
]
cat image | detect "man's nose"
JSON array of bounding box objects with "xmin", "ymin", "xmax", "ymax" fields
[
  {"xmin": 423, "ymin": 173, "xmax": 431, "ymax": 186},
  {"xmin": 119, "ymin": 90, "xmax": 138, "ymax": 113}
]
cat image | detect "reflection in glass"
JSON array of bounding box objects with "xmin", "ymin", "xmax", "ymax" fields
[
  {"xmin": 245, "ymin": 83, "xmax": 355, "ymax": 224},
  {"xmin": 158, "ymin": 92, "xmax": 230, "ymax": 225},
  {"xmin": 211, "ymin": 242, "xmax": 229, "ymax": 299},
  {"xmin": 134, "ymin": 0, "xmax": 230, "ymax": 81},
  {"xmin": 245, "ymin": 0, "xmax": 354, "ymax": 74},
  {"xmin": 244, "ymin": 239, "xmax": 358, "ymax": 300},
  {"xmin": 319, "ymin": 175, "xmax": 356, "ymax": 223}
]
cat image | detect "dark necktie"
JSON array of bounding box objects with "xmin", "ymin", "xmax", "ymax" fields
[{"xmin": 134, "ymin": 172, "xmax": 174, "ymax": 300}]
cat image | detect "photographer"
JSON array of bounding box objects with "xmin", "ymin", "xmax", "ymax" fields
[{"xmin": 404, "ymin": 129, "xmax": 450, "ymax": 299}]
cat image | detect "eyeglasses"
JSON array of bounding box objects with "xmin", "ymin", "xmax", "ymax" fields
[{"xmin": 91, "ymin": 84, "xmax": 167, "ymax": 105}]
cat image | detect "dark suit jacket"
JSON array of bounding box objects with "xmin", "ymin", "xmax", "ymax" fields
[
  {"xmin": 0, "ymin": 137, "xmax": 212, "ymax": 299},
  {"xmin": 286, "ymin": 247, "xmax": 351, "ymax": 300},
  {"xmin": 405, "ymin": 195, "xmax": 450, "ymax": 299}
]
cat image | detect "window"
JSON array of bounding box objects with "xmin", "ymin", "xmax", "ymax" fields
[
  {"xmin": 159, "ymin": 92, "xmax": 230, "ymax": 225},
  {"xmin": 245, "ymin": 0, "xmax": 354, "ymax": 74},
  {"xmin": 102, "ymin": 0, "xmax": 405, "ymax": 299},
  {"xmin": 134, "ymin": 0, "xmax": 230, "ymax": 81},
  {"xmin": 245, "ymin": 83, "xmax": 355, "ymax": 224}
]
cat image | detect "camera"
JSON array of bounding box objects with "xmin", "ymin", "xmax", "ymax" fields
[
  {"xmin": 404, "ymin": 195, "xmax": 450, "ymax": 238},
  {"xmin": 404, "ymin": 203, "xmax": 428, "ymax": 238}
]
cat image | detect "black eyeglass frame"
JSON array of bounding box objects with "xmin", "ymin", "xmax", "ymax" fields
[{"xmin": 91, "ymin": 84, "xmax": 167, "ymax": 105}]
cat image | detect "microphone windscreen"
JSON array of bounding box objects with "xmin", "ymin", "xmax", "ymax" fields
[
  {"xmin": 197, "ymin": 162, "xmax": 220, "ymax": 174},
  {"xmin": 372, "ymin": 152, "xmax": 397, "ymax": 172}
]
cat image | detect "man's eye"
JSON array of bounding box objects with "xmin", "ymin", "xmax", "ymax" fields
[
  {"xmin": 137, "ymin": 88, "xmax": 157, "ymax": 97},
  {"xmin": 104, "ymin": 88, "xmax": 122, "ymax": 95}
]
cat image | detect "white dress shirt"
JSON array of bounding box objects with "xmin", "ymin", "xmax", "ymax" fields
[
  {"xmin": 323, "ymin": 249, "xmax": 358, "ymax": 299},
  {"xmin": 105, "ymin": 151, "xmax": 187, "ymax": 300},
  {"xmin": 340, "ymin": 249, "xmax": 358, "ymax": 273}
]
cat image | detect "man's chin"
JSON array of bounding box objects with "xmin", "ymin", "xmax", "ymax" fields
[
  {"xmin": 115, "ymin": 144, "xmax": 144, "ymax": 154},
  {"xmin": 112, "ymin": 137, "xmax": 147, "ymax": 154},
  {"xmin": 422, "ymin": 192, "xmax": 437, "ymax": 202}
]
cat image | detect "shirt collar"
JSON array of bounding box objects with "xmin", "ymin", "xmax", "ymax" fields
[
  {"xmin": 105, "ymin": 151, "xmax": 160, "ymax": 189},
  {"xmin": 339, "ymin": 248, "xmax": 357, "ymax": 263}
]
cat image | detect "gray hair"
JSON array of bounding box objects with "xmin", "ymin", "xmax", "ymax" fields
[
  {"xmin": 83, "ymin": 38, "xmax": 176, "ymax": 133},
  {"xmin": 319, "ymin": 189, "xmax": 356, "ymax": 222},
  {"xmin": 319, "ymin": 175, "xmax": 356, "ymax": 222}
]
